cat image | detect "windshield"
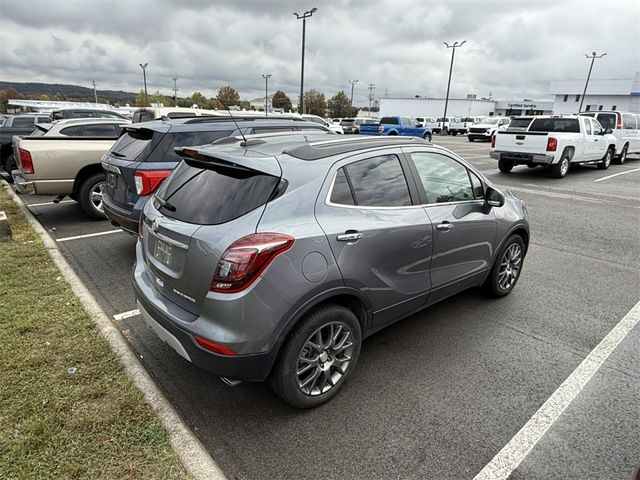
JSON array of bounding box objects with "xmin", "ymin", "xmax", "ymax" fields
[{"xmin": 479, "ymin": 118, "xmax": 500, "ymax": 125}]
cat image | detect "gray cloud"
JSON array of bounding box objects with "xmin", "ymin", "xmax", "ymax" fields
[{"xmin": 0, "ymin": 0, "xmax": 638, "ymax": 105}]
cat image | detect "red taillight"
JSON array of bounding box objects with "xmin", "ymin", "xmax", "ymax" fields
[
  {"xmin": 210, "ymin": 233, "xmax": 295, "ymax": 293},
  {"xmin": 616, "ymin": 117, "xmax": 622, "ymax": 129},
  {"xmin": 194, "ymin": 335, "xmax": 236, "ymax": 356},
  {"xmin": 133, "ymin": 170, "xmax": 171, "ymax": 196},
  {"xmin": 546, "ymin": 137, "xmax": 558, "ymax": 152},
  {"xmin": 18, "ymin": 148, "xmax": 34, "ymax": 174},
  {"xmin": 491, "ymin": 135, "xmax": 496, "ymax": 148}
]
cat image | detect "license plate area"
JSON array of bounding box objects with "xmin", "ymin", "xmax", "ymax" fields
[
  {"xmin": 106, "ymin": 172, "xmax": 118, "ymax": 192},
  {"xmin": 153, "ymin": 237, "xmax": 173, "ymax": 267}
]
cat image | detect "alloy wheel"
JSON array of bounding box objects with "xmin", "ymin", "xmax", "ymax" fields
[
  {"xmin": 498, "ymin": 243, "xmax": 522, "ymax": 290},
  {"xmin": 296, "ymin": 322, "xmax": 353, "ymax": 396},
  {"xmin": 90, "ymin": 181, "xmax": 105, "ymax": 213},
  {"xmin": 560, "ymin": 158, "xmax": 569, "ymax": 176}
]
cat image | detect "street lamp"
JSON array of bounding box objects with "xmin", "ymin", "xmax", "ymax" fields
[
  {"xmin": 293, "ymin": 7, "xmax": 317, "ymax": 114},
  {"xmin": 92, "ymin": 80, "xmax": 98, "ymax": 104},
  {"xmin": 262, "ymin": 73, "xmax": 272, "ymax": 116},
  {"xmin": 139, "ymin": 63, "xmax": 149, "ymax": 106},
  {"xmin": 348, "ymin": 79, "xmax": 359, "ymax": 112},
  {"xmin": 441, "ymin": 41, "xmax": 466, "ymax": 135},
  {"xmin": 172, "ymin": 78, "xmax": 178, "ymax": 107},
  {"xmin": 578, "ymin": 52, "xmax": 607, "ymax": 112}
]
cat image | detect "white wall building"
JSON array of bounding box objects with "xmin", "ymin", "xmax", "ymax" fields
[
  {"xmin": 550, "ymin": 71, "xmax": 640, "ymax": 114},
  {"xmin": 379, "ymin": 97, "xmax": 496, "ymax": 119},
  {"xmin": 494, "ymin": 100, "xmax": 554, "ymax": 116}
]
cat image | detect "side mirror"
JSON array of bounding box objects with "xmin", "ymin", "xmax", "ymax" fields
[
  {"xmin": 604, "ymin": 128, "xmax": 613, "ymax": 134},
  {"xmin": 485, "ymin": 187, "xmax": 505, "ymax": 207}
]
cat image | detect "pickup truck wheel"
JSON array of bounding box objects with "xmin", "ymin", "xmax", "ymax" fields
[
  {"xmin": 498, "ymin": 158, "xmax": 514, "ymax": 173},
  {"xmin": 597, "ymin": 148, "xmax": 613, "ymax": 170},
  {"xmin": 484, "ymin": 234, "xmax": 525, "ymax": 297},
  {"xmin": 551, "ymin": 156, "xmax": 570, "ymax": 178},
  {"xmin": 468, "ymin": 137, "xmax": 474, "ymax": 142},
  {"xmin": 3, "ymin": 155, "xmax": 16, "ymax": 183},
  {"xmin": 423, "ymin": 132, "xmax": 432, "ymax": 142},
  {"xmin": 451, "ymin": 131, "xmax": 458, "ymax": 136},
  {"xmin": 614, "ymin": 144, "xmax": 628, "ymax": 165},
  {"xmin": 270, "ymin": 304, "xmax": 362, "ymax": 409},
  {"xmin": 78, "ymin": 173, "xmax": 106, "ymax": 219}
]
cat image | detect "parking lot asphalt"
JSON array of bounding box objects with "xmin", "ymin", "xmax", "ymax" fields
[{"xmin": 8, "ymin": 135, "xmax": 640, "ymax": 480}]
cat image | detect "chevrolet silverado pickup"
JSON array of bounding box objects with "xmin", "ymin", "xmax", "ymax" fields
[
  {"xmin": 468, "ymin": 117, "xmax": 511, "ymax": 141},
  {"xmin": 490, "ymin": 115, "xmax": 617, "ymax": 178},
  {"xmin": 12, "ymin": 119, "xmax": 129, "ymax": 218},
  {"xmin": 359, "ymin": 116, "xmax": 432, "ymax": 140}
]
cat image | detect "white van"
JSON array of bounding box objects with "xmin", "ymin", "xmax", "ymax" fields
[{"xmin": 578, "ymin": 111, "xmax": 640, "ymax": 163}]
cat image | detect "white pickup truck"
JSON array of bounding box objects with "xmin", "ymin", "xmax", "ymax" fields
[
  {"xmin": 490, "ymin": 115, "xmax": 617, "ymax": 178},
  {"xmin": 449, "ymin": 116, "xmax": 485, "ymax": 135}
]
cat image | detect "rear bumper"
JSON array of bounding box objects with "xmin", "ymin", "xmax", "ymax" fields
[
  {"xmin": 13, "ymin": 171, "xmax": 35, "ymax": 194},
  {"xmin": 103, "ymin": 193, "xmax": 140, "ymax": 236},
  {"xmin": 132, "ymin": 248, "xmax": 278, "ymax": 382},
  {"xmin": 490, "ymin": 151, "xmax": 555, "ymax": 165}
]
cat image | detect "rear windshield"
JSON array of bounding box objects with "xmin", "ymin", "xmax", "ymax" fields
[
  {"xmin": 340, "ymin": 119, "xmax": 355, "ymax": 126},
  {"xmin": 596, "ymin": 113, "xmax": 617, "ymax": 130},
  {"xmin": 109, "ymin": 130, "xmax": 154, "ymax": 159},
  {"xmin": 529, "ymin": 118, "xmax": 580, "ymax": 133},
  {"xmin": 155, "ymin": 161, "xmax": 279, "ymax": 225},
  {"xmin": 508, "ymin": 118, "xmax": 533, "ymax": 129},
  {"xmin": 380, "ymin": 117, "xmax": 399, "ymax": 125}
]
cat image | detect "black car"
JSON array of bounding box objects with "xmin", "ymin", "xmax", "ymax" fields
[{"xmin": 102, "ymin": 116, "xmax": 332, "ymax": 235}]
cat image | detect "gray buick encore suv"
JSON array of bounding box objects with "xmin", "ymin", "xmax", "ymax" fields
[{"xmin": 133, "ymin": 133, "xmax": 529, "ymax": 408}]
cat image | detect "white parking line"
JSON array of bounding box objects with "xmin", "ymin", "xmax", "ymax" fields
[
  {"xmin": 474, "ymin": 300, "xmax": 640, "ymax": 480},
  {"xmin": 594, "ymin": 168, "xmax": 640, "ymax": 183},
  {"xmin": 27, "ymin": 200, "xmax": 75, "ymax": 207},
  {"xmin": 113, "ymin": 309, "xmax": 140, "ymax": 321},
  {"xmin": 56, "ymin": 229, "xmax": 123, "ymax": 242}
]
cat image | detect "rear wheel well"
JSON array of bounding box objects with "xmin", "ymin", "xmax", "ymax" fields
[
  {"xmin": 1, "ymin": 144, "xmax": 12, "ymax": 163},
  {"xmin": 561, "ymin": 146, "xmax": 575, "ymax": 160},
  {"xmin": 72, "ymin": 163, "xmax": 104, "ymax": 196}
]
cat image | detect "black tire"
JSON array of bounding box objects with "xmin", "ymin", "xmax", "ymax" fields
[
  {"xmin": 270, "ymin": 304, "xmax": 362, "ymax": 409},
  {"xmin": 484, "ymin": 234, "xmax": 525, "ymax": 297},
  {"xmin": 597, "ymin": 148, "xmax": 613, "ymax": 170},
  {"xmin": 388, "ymin": 131, "xmax": 397, "ymax": 136},
  {"xmin": 78, "ymin": 173, "xmax": 106, "ymax": 220},
  {"xmin": 3, "ymin": 154, "xmax": 16, "ymax": 183},
  {"xmin": 452, "ymin": 131, "xmax": 458, "ymax": 136},
  {"xmin": 468, "ymin": 137, "xmax": 474, "ymax": 142},
  {"xmin": 614, "ymin": 144, "xmax": 628, "ymax": 165},
  {"xmin": 423, "ymin": 132, "xmax": 432, "ymax": 142},
  {"xmin": 498, "ymin": 158, "xmax": 514, "ymax": 173},
  {"xmin": 551, "ymin": 155, "xmax": 570, "ymax": 178}
]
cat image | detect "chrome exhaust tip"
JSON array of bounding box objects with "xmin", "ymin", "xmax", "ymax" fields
[{"xmin": 220, "ymin": 377, "xmax": 242, "ymax": 387}]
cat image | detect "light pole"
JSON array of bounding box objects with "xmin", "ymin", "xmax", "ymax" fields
[
  {"xmin": 441, "ymin": 41, "xmax": 466, "ymax": 135},
  {"xmin": 262, "ymin": 73, "xmax": 272, "ymax": 116},
  {"xmin": 139, "ymin": 63, "xmax": 148, "ymax": 106},
  {"xmin": 91, "ymin": 80, "xmax": 98, "ymax": 104},
  {"xmin": 348, "ymin": 79, "xmax": 359, "ymax": 113},
  {"xmin": 578, "ymin": 52, "xmax": 607, "ymax": 112},
  {"xmin": 293, "ymin": 7, "xmax": 317, "ymax": 114},
  {"xmin": 172, "ymin": 78, "xmax": 178, "ymax": 107}
]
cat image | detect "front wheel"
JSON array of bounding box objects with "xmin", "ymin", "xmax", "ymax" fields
[
  {"xmin": 484, "ymin": 234, "xmax": 525, "ymax": 297},
  {"xmin": 498, "ymin": 158, "xmax": 514, "ymax": 173},
  {"xmin": 78, "ymin": 173, "xmax": 106, "ymax": 219},
  {"xmin": 270, "ymin": 304, "xmax": 362, "ymax": 408},
  {"xmin": 423, "ymin": 132, "xmax": 432, "ymax": 142},
  {"xmin": 597, "ymin": 148, "xmax": 613, "ymax": 170},
  {"xmin": 551, "ymin": 155, "xmax": 570, "ymax": 178}
]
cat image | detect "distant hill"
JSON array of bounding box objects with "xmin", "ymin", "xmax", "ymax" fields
[{"xmin": 0, "ymin": 81, "xmax": 137, "ymax": 105}]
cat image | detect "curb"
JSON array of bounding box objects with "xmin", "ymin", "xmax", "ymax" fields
[{"xmin": 3, "ymin": 182, "xmax": 226, "ymax": 480}]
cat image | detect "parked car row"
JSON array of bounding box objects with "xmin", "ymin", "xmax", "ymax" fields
[{"xmin": 490, "ymin": 112, "xmax": 640, "ymax": 178}]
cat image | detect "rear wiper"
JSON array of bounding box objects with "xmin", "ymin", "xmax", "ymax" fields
[{"xmin": 155, "ymin": 194, "xmax": 176, "ymax": 212}]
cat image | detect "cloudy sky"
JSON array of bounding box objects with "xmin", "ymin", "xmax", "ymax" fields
[{"xmin": 1, "ymin": 0, "xmax": 638, "ymax": 105}]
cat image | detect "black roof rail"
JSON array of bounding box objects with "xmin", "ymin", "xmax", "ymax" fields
[
  {"xmin": 284, "ymin": 136, "xmax": 431, "ymax": 160},
  {"xmin": 182, "ymin": 115, "xmax": 305, "ymax": 124}
]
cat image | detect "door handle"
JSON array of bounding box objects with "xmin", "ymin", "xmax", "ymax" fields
[
  {"xmin": 337, "ymin": 232, "xmax": 363, "ymax": 242},
  {"xmin": 436, "ymin": 222, "xmax": 454, "ymax": 231}
]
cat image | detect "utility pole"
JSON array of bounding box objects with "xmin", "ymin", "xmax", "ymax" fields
[
  {"xmin": 367, "ymin": 83, "xmax": 375, "ymax": 117},
  {"xmin": 579, "ymin": 52, "xmax": 607, "ymax": 112},
  {"xmin": 262, "ymin": 74, "xmax": 272, "ymax": 116},
  {"xmin": 442, "ymin": 41, "xmax": 466, "ymax": 135},
  {"xmin": 172, "ymin": 78, "xmax": 178, "ymax": 107},
  {"xmin": 139, "ymin": 63, "xmax": 149, "ymax": 105},
  {"xmin": 348, "ymin": 79, "xmax": 359, "ymax": 112},
  {"xmin": 294, "ymin": 8, "xmax": 317, "ymax": 114},
  {"xmin": 384, "ymin": 87, "xmax": 389, "ymax": 98},
  {"xmin": 92, "ymin": 80, "xmax": 98, "ymax": 104}
]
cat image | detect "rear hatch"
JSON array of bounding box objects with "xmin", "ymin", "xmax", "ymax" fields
[
  {"xmin": 141, "ymin": 152, "xmax": 282, "ymax": 314},
  {"xmin": 496, "ymin": 117, "xmax": 580, "ymax": 153}
]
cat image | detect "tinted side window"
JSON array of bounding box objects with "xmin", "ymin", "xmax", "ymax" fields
[
  {"xmin": 469, "ymin": 170, "xmax": 484, "ymax": 199},
  {"xmin": 622, "ymin": 113, "xmax": 637, "ymax": 129},
  {"xmin": 584, "ymin": 119, "xmax": 592, "ymax": 135},
  {"xmin": 60, "ymin": 126, "xmax": 83, "ymax": 136},
  {"xmin": 83, "ymin": 124, "xmax": 118, "ymax": 137},
  {"xmin": 411, "ymin": 152, "xmax": 474, "ymax": 203},
  {"xmin": 344, "ymin": 155, "xmax": 411, "ymax": 207},
  {"xmin": 329, "ymin": 168, "xmax": 355, "ymax": 205},
  {"xmin": 595, "ymin": 113, "xmax": 616, "ymax": 130},
  {"xmin": 380, "ymin": 117, "xmax": 399, "ymax": 125},
  {"xmin": 133, "ymin": 111, "xmax": 155, "ymax": 123},
  {"xmin": 12, "ymin": 117, "xmax": 34, "ymax": 127},
  {"xmin": 161, "ymin": 130, "xmax": 233, "ymax": 162},
  {"xmin": 37, "ymin": 116, "xmax": 51, "ymax": 123},
  {"xmin": 591, "ymin": 120, "xmax": 602, "ymax": 135}
]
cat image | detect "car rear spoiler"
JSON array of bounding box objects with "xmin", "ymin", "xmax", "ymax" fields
[{"xmin": 175, "ymin": 147, "xmax": 282, "ymax": 177}]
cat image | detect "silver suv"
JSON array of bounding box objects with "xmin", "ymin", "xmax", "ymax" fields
[{"xmin": 133, "ymin": 134, "xmax": 529, "ymax": 408}]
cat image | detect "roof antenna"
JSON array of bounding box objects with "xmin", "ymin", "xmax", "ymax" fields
[{"xmin": 219, "ymin": 99, "xmax": 248, "ymax": 143}]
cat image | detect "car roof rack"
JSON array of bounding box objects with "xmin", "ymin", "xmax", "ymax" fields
[
  {"xmin": 180, "ymin": 115, "xmax": 305, "ymax": 124},
  {"xmin": 284, "ymin": 136, "xmax": 430, "ymax": 160}
]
